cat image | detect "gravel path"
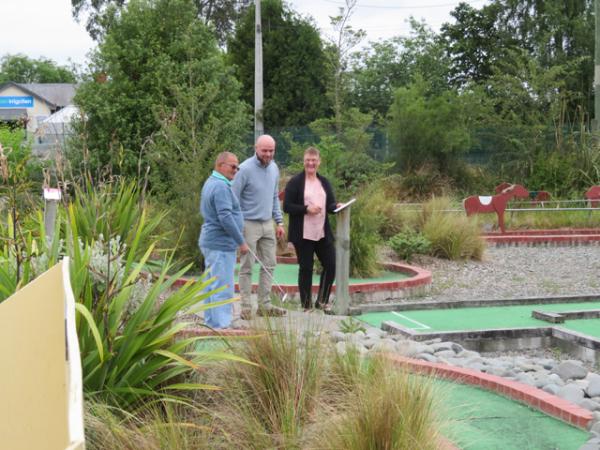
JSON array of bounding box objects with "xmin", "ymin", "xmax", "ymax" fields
[{"xmin": 406, "ymin": 245, "xmax": 600, "ymax": 302}]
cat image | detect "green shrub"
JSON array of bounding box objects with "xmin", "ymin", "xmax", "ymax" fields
[
  {"xmin": 388, "ymin": 230, "xmax": 431, "ymax": 262},
  {"xmin": 422, "ymin": 211, "xmax": 485, "ymax": 260},
  {"xmin": 349, "ymin": 196, "xmax": 381, "ymax": 278}
]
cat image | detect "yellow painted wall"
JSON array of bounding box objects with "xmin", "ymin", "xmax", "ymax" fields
[{"xmin": 0, "ymin": 260, "xmax": 85, "ymax": 449}]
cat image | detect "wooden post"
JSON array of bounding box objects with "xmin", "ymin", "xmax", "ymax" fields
[
  {"xmin": 333, "ymin": 205, "xmax": 351, "ymax": 315},
  {"xmin": 43, "ymin": 188, "xmax": 61, "ymax": 243}
]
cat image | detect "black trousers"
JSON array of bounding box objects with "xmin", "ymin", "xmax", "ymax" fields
[{"xmin": 293, "ymin": 238, "xmax": 336, "ymax": 309}]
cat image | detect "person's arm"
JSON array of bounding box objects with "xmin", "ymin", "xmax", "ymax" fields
[
  {"xmin": 214, "ymin": 186, "xmax": 245, "ymax": 246},
  {"xmin": 272, "ymin": 171, "xmax": 285, "ymax": 239},
  {"xmin": 283, "ymin": 176, "xmax": 307, "ymax": 216}
]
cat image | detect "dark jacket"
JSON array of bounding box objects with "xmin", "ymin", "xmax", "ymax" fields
[{"xmin": 283, "ymin": 171, "xmax": 337, "ymax": 245}]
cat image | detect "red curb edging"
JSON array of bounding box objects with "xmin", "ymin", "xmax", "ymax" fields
[
  {"xmin": 386, "ymin": 354, "xmax": 594, "ymax": 430},
  {"xmin": 172, "ymin": 261, "xmax": 432, "ymax": 295},
  {"xmin": 483, "ymin": 228, "xmax": 600, "ymax": 245}
]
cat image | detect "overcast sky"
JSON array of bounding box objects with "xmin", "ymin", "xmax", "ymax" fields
[{"xmin": 0, "ymin": 0, "xmax": 489, "ymax": 67}]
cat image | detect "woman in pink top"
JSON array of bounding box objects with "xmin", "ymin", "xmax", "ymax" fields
[{"xmin": 283, "ymin": 147, "xmax": 339, "ymax": 311}]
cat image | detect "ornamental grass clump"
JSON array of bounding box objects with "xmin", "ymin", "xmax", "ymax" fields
[
  {"xmin": 420, "ymin": 196, "xmax": 485, "ymax": 260},
  {"xmin": 319, "ymin": 356, "xmax": 446, "ymax": 450},
  {"xmin": 214, "ymin": 318, "xmax": 327, "ymax": 449},
  {"xmin": 85, "ymin": 398, "xmax": 212, "ymax": 450}
]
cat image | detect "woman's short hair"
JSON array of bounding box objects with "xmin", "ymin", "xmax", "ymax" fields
[{"xmin": 304, "ymin": 146, "xmax": 320, "ymax": 157}]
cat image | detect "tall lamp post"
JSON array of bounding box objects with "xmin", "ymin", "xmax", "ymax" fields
[
  {"xmin": 254, "ymin": 0, "xmax": 264, "ymax": 139},
  {"xmin": 594, "ymin": 0, "xmax": 600, "ymax": 131}
]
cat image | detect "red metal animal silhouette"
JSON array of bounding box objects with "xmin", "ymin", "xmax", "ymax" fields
[
  {"xmin": 529, "ymin": 190, "xmax": 551, "ymax": 205},
  {"xmin": 585, "ymin": 186, "xmax": 600, "ymax": 207},
  {"xmin": 494, "ymin": 182, "xmax": 512, "ymax": 194},
  {"xmin": 463, "ymin": 184, "xmax": 529, "ymax": 233}
]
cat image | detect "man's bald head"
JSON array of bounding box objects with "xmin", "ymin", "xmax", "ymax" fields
[{"xmin": 255, "ymin": 134, "xmax": 276, "ymax": 166}]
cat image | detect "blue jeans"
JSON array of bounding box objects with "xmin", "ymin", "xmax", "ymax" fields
[{"xmin": 200, "ymin": 247, "xmax": 236, "ymax": 329}]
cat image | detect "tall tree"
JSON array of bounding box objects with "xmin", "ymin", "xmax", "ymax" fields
[
  {"xmin": 73, "ymin": 0, "xmax": 248, "ymax": 178},
  {"xmin": 349, "ymin": 19, "xmax": 450, "ymax": 118},
  {"xmin": 71, "ymin": 0, "xmax": 243, "ymax": 44},
  {"xmin": 0, "ymin": 54, "xmax": 77, "ymax": 84},
  {"xmin": 228, "ymin": 0, "xmax": 331, "ymax": 128}
]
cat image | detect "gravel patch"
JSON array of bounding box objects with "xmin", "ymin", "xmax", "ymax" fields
[{"xmin": 406, "ymin": 245, "xmax": 600, "ymax": 302}]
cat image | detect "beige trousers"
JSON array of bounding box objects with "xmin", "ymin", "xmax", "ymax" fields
[{"xmin": 239, "ymin": 219, "xmax": 277, "ymax": 310}]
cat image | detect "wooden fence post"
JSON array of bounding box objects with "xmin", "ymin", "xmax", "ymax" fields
[{"xmin": 333, "ymin": 205, "xmax": 351, "ymax": 315}]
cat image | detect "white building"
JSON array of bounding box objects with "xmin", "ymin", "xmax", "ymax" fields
[{"xmin": 0, "ymin": 82, "xmax": 76, "ymax": 133}]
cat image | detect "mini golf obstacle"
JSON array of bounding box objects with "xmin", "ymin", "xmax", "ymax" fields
[{"xmin": 357, "ymin": 295, "xmax": 600, "ymax": 364}]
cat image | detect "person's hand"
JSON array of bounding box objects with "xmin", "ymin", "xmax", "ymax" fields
[
  {"xmin": 239, "ymin": 243, "xmax": 249, "ymax": 254},
  {"xmin": 306, "ymin": 204, "xmax": 322, "ymax": 215},
  {"xmin": 336, "ymin": 202, "xmax": 342, "ymax": 210},
  {"xmin": 276, "ymin": 225, "xmax": 285, "ymax": 240}
]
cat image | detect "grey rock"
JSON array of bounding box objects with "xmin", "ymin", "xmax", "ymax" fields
[
  {"xmin": 542, "ymin": 384, "xmax": 561, "ymax": 395},
  {"xmin": 451, "ymin": 343, "xmax": 465, "ymax": 353},
  {"xmin": 557, "ymin": 384, "xmax": 585, "ymax": 404},
  {"xmin": 353, "ymin": 330, "xmax": 366, "ymax": 339},
  {"xmin": 330, "ymin": 331, "xmax": 346, "ymax": 342},
  {"xmin": 517, "ymin": 362, "xmax": 544, "ymax": 373},
  {"xmin": 516, "ymin": 373, "xmax": 535, "ymax": 386},
  {"xmin": 586, "ymin": 374, "xmax": 600, "ymax": 398},
  {"xmin": 591, "ymin": 422, "xmax": 600, "ymax": 434},
  {"xmin": 579, "ymin": 399, "xmax": 600, "ymax": 412},
  {"xmin": 371, "ymin": 340, "xmax": 396, "ymax": 353},
  {"xmin": 395, "ymin": 340, "xmax": 432, "ymax": 357},
  {"xmin": 361, "ymin": 338, "xmax": 378, "ymax": 350},
  {"xmin": 435, "ymin": 350, "xmax": 456, "ymax": 359},
  {"xmin": 422, "ymin": 338, "xmax": 442, "ymax": 345},
  {"xmin": 457, "ymin": 350, "xmax": 481, "ymax": 360},
  {"xmin": 548, "ymin": 373, "xmax": 566, "ymax": 386},
  {"xmin": 417, "ymin": 353, "xmax": 438, "ymax": 363},
  {"xmin": 431, "ymin": 342, "xmax": 454, "ymax": 353},
  {"xmin": 552, "ymin": 361, "xmax": 588, "ymax": 381},
  {"xmin": 335, "ymin": 341, "xmax": 347, "ymax": 355}
]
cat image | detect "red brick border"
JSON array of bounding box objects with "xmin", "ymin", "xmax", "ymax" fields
[
  {"xmin": 484, "ymin": 228, "xmax": 600, "ymax": 245},
  {"xmin": 386, "ymin": 354, "xmax": 594, "ymax": 430}
]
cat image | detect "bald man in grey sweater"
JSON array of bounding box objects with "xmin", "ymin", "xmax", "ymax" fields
[{"xmin": 232, "ymin": 134, "xmax": 286, "ymax": 318}]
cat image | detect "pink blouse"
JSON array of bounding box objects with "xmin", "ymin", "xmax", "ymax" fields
[{"xmin": 303, "ymin": 177, "xmax": 326, "ymax": 241}]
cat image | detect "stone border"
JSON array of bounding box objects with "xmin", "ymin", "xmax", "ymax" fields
[
  {"xmin": 177, "ymin": 326, "xmax": 593, "ymax": 431},
  {"xmin": 173, "ymin": 261, "xmax": 432, "ymax": 300},
  {"xmin": 381, "ymin": 319, "xmax": 600, "ymax": 363},
  {"xmin": 351, "ymin": 293, "xmax": 600, "ymax": 315},
  {"xmin": 387, "ymin": 354, "xmax": 594, "ymax": 429}
]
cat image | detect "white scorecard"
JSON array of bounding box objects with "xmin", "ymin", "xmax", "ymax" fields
[
  {"xmin": 43, "ymin": 188, "xmax": 62, "ymax": 201},
  {"xmin": 334, "ymin": 198, "xmax": 356, "ymax": 213}
]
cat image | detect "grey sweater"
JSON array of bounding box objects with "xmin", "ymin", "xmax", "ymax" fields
[{"xmin": 232, "ymin": 154, "xmax": 283, "ymax": 224}]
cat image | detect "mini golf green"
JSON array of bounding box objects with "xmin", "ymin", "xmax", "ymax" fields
[
  {"xmin": 236, "ymin": 263, "xmax": 410, "ymax": 285},
  {"xmin": 441, "ymin": 379, "xmax": 589, "ymax": 449},
  {"xmin": 358, "ymin": 301, "xmax": 600, "ymax": 339}
]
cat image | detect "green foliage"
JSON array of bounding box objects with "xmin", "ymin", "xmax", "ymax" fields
[
  {"xmin": 389, "ymin": 230, "xmax": 431, "ymax": 262},
  {"xmin": 216, "ymin": 319, "xmax": 326, "ymax": 448},
  {"xmin": 320, "ymin": 356, "xmax": 445, "ymax": 450},
  {"xmin": 349, "ymin": 195, "xmax": 381, "ymax": 278},
  {"xmin": 73, "ymin": 0, "xmax": 246, "ymax": 179},
  {"xmin": 388, "ymin": 76, "xmax": 480, "ymax": 175},
  {"xmin": 228, "ymin": 0, "xmax": 330, "ymax": 127},
  {"xmin": 338, "ymin": 317, "xmax": 367, "ymax": 334},
  {"xmin": 0, "ymin": 54, "xmax": 77, "ymax": 83},
  {"xmin": 420, "ymin": 197, "xmax": 485, "ymax": 261},
  {"xmin": 0, "ymin": 180, "xmax": 250, "ymax": 407},
  {"xmin": 350, "ymin": 19, "xmax": 450, "ymax": 117}
]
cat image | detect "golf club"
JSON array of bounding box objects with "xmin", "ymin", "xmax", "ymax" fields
[{"xmin": 246, "ymin": 247, "xmax": 288, "ymax": 302}]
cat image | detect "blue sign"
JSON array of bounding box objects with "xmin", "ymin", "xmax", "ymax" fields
[{"xmin": 0, "ymin": 96, "xmax": 34, "ymax": 108}]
